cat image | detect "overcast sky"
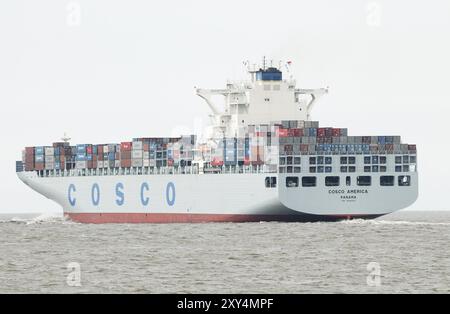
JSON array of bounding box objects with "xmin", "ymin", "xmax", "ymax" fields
[{"xmin": 1, "ymin": 0, "xmax": 449, "ymax": 213}]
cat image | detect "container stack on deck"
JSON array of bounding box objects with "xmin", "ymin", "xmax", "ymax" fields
[{"xmin": 20, "ymin": 120, "xmax": 417, "ymax": 172}]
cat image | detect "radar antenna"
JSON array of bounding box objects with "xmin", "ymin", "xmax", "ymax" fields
[{"xmin": 61, "ymin": 132, "xmax": 71, "ymax": 143}]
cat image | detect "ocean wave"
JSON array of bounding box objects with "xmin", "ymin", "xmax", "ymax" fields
[
  {"xmin": 340, "ymin": 219, "xmax": 450, "ymax": 226},
  {"xmin": 0, "ymin": 213, "xmax": 70, "ymax": 225}
]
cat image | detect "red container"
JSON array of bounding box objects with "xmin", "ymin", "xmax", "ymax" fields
[
  {"xmin": 300, "ymin": 144, "xmax": 309, "ymax": 152},
  {"xmin": 143, "ymin": 143, "xmax": 150, "ymax": 151},
  {"xmin": 408, "ymin": 144, "xmax": 417, "ymax": 151},
  {"xmin": 25, "ymin": 162, "xmax": 34, "ymax": 171},
  {"xmin": 86, "ymin": 145, "xmax": 93, "ymax": 154},
  {"xmin": 293, "ymin": 128, "xmax": 303, "ymax": 137},
  {"xmin": 35, "ymin": 162, "xmax": 44, "ymax": 171},
  {"xmin": 168, "ymin": 159, "xmax": 174, "ymax": 166},
  {"xmin": 211, "ymin": 157, "xmax": 224, "ymax": 166},
  {"xmin": 332, "ymin": 128, "xmax": 341, "ymax": 137},
  {"xmin": 317, "ymin": 128, "xmax": 325, "ymax": 137},
  {"xmin": 25, "ymin": 147, "xmax": 35, "ymax": 155},
  {"xmin": 121, "ymin": 151, "xmax": 131, "ymax": 159},
  {"xmin": 121, "ymin": 159, "xmax": 132, "ymax": 168},
  {"xmin": 97, "ymin": 145, "xmax": 104, "ymax": 154},
  {"xmin": 243, "ymin": 157, "xmax": 251, "ymax": 166},
  {"xmin": 276, "ymin": 128, "xmax": 288, "ymax": 137},
  {"xmin": 121, "ymin": 142, "xmax": 132, "ymax": 151},
  {"xmin": 97, "ymin": 154, "xmax": 104, "ymax": 161}
]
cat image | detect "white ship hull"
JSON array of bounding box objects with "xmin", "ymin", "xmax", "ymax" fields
[{"xmin": 17, "ymin": 171, "xmax": 418, "ymax": 223}]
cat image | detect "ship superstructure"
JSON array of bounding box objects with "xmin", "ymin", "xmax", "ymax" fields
[{"xmin": 16, "ymin": 60, "xmax": 418, "ymax": 223}]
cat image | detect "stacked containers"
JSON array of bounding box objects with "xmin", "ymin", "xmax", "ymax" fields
[
  {"xmin": 44, "ymin": 146, "xmax": 54, "ymax": 170},
  {"xmin": 132, "ymin": 140, "xmax": 143, "ymax": 167},
  {"xmin": 24, "ymin": 147, "xmax": 35, "ymax": 171},
  {"xmin": 224, "ymin": 137, "xmax": 237, "ymax": 166},
  {"xmin": 76, "ymin": 144, "xmax": 87, "ymax": 169},
  {"xmin": 120, "ymin": 142, "xmax": 132, "ymax": 168}
]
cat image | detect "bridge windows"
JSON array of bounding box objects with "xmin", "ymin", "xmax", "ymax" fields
[
  {"xmin": 302, "ymin": 176, "xmax": 317, "ymax": 187},
  {"xmin": 346, "ymin": 176, "xmax": 351, "ymax": 186},
  {"xmin": 265, "ymin": 176, "xmax": 277, "ymax": 188},
  {"xmin": 357, "ymin": 176, "xmax": 372, "ymax": 186},
  {"xmin": 398, "ymin": 175, "xmax": 411, "ymax": 186},
  {"xmin": 286, "ymin": 177, "xmax": 299, "ymax": 188},
  {"xmin": 325, "ymin": 176, "xmax": 340, "ymax": 187},
  {"xmin": 380, "ymin": 175, "xmax": 395, "ymax": 186}
]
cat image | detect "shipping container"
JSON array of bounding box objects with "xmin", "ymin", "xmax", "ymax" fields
[
  {"xmin": 45, "ymin": 147, "xmax": 54, "ymax": 156},
  {"xmin": 121, "ymin": 142, "xmax": 132, "ymax": 151}
]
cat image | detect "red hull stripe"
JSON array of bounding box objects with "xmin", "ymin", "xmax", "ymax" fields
[{"xmin": 65, "ymin": 212, "xmax": 380, "ymax": 224}]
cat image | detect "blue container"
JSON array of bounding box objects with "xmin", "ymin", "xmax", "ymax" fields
[
  {"xmin": 363, "ymin": 144, "xmax": 370, "ymax": 152},
  {"xmin": 86, "ymin": 154, "xmax": 93, "ymax": 161},
  {"xmin": 93, "ymin": 146, "xmax": 98, "ymax": 155},
  {"xmin": 35, "ymin": 147, "xmax": 44, "ymax": 155},
  {"xmin": 378, "ymin": 136, "xmax": 386, "ymax": 145},
  {"xmin": 54, "ymin": 147, "xmax": 60, "ymax": 156},
  {"xmin": 76, "ymin": 153, "xmax": 86, "ymax": 161},
  {"xmin": 308, "ymin": 128, "xmax": 317, "ymax": 137},
  {"xmin": 108, "ymin": 152, "xmax": 115, "ymax": 161},
  {"xmin": 35, "ymin": 155, "xmax": 44, "ymax": 162},
  {"xmin": 77, "ymin": 144, "xmax": 87, "ymax": 153},
  {"xmin": 54, "ymin": 163, "xmax": 61, "ymax": 170}
]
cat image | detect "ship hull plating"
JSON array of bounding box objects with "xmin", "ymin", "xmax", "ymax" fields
[{"xmin": 17, "ymin": 171, "xmax": 417, "ymax": 223}]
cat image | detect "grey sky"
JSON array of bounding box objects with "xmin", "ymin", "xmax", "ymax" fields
[{"xmin": 0, "ymin": 0, "xmax": 449, "ymax": 212}]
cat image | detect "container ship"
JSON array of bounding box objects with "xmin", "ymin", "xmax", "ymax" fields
[{"xmin": 16, "ymin": 60, "xmax": 418, "ymax": 223}]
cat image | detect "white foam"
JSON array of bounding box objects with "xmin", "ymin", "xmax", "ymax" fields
[
  {"xmin": 340, "ymin": 219, "xmax": 450, "ymax": 226},
  {"xmin": 25, "ymin": 212, "xmax": 67, "ymax": 225}
]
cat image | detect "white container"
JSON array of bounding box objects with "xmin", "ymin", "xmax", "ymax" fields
[
  {"xmin": 103, "ymin": 145, "xmax": 109, "ymax": 153},
  {"xmin": 98, "ymin": 161, "xmax": 104, "ymax": 168},
  {"xmin": 149, "ymin": 159, "xmax": 156, "ymax": 167},
  {"xmin": 45, "ymin": 162, "xmax": 54, "ymax": 170},
  {"xmin": 132, "ymin": 150, "xmax": 143, "ymax": 159},
  {"xmin": 143, "ymin": 151, "xmax": 150, "ymax": 159},
  {"xmin": 76, "ymin": 161, "xmax": 87, "ymax": 169},
  {"xmin": 45, "ymin": 147, "xmax": 54, "ymax": 156},
  {"xmin": 132, "ymin": 141, "xmax": 143, "ymax": 150},
  {"xmin": 114, "ymin": 160, "xmax": 120, "ymax": 168},
  {"xmin": 45, "ymin": 155, "xmax": 55, "ymax": 163},
  {"xmin": 143, "ymin": 159, "xmax": 150, "ymax": 167},
  {"xmin": 132, "ymin": 159, "xmax": 143, "ymax": 167}
]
